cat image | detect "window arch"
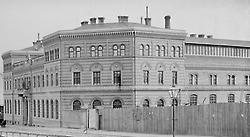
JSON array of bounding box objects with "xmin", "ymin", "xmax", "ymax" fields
[
  {"xmin": 228, "ymin": 94, "xmax": 235, "ymax": 103},
  {"xmin": 140, "ymin": 44, "xmax": 144, "ymax": 56},
  {"xmin": 98, "ymin": 45, "xmax": 103, "ymax": 56},
  {"xmin": 190, "ymin": 94, "xmax": 198, "ymax": 105},
  {"xmin": 120, "ymin": 44, "xmax": 125, "ymax": 56},
  {"xmin": 143, "ymin": 99, "xmax": 150, "ymax": 107},
  {"xmin": 69, "ymin": 47, "xmax": 74, "ymax": 58},
  {"xmin": 113, "ymin": 45, "xmax": 118, "ymax": 56},
  {"xmin": 161, "ymin": 46, "xmax": 165, "ymax": 56},
  {"xmin": 72, "ymin": 100, "xmax": 81, "ymax": 110},
  {"xmin": 171, "ymin": 46, "xmax": 175, "ymax": 57},
  {"xmin": 92, "ymin": 100, "xmax": 102, "ymax": 109},
  {"xmin": 156, "ymin": 45, "xmax": 160, "ymax": 56},
  {"xmin": 113, "ymin": 99, "xmax": 122, "ymax": 108},
  {"xmin": 209, "ymin": 94, "xmax": 217, "ymax": 104},
  {"xmin": 157, "ymin": 99, "xmax": 164, "ymax": 107},
  {"xmin": 145, "ymin": 44, "xmax": 150, "ymax": 56},
  {"xmin": 76, "ymin": 46, "xmax": 81, "ymax": 58},
  {"xmin": 90, "ymin": 46, "xmax": 96, "ymax": 57}
]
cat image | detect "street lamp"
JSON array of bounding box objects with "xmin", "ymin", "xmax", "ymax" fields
[{"xmin": 168, "ymin": 85, "xmax": 181, "ymax": 137}]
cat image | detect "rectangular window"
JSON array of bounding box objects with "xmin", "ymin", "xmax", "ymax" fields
[
  {"xmin": 33, "ymin": 100, "xmax": 36, "ymax": 117},
  {"xmin": 113, "ymin": 71, "xmax": 121, "ymax": 85},
  {"xmin": 55, "ymin": 100, "xmax": 59, "ymax": 119},
  {"xmin": 18, "ymin": 100, "xmax": 20, "ymax": 115},
  {"xmin": 33, "ymin": 76, "xmax": 36, "ymax": 88},
  {"xmin": 50, "ymin": 50, "xmax": 54, "ymax": 61},
  {"xmin": 51, "ymin": 100, "xmax": 54, "ymax": 119},
  {"xmin": 158, "ymin": 71, "xmax": 163, "ymax": 84},
  {"xmin": 93, "ymin": 71, "xmax": 101, "ymax": 85},
  {"xmin": 42, "ymin": 75, "xmax": 44, "ymax": 87},
  {"xmin": 45, "ymin": 52, "xmax": 49, "ymax": 62},
  {"xmin": 51, "ymin": 74, "xmax": 53, "ymax": 86},
  {"xmin": 55, "ymin": 48, "xmax": 59, "ymax": 59},
  {"xmin": 42, "ymin": 100, "xmax": 45, "ymax": 118},
  {"xmin": 73, "ymin": 72, "xmax": 81, "ymax": 85},
  {"xmin": 46, "ymin": 100, "xmax": 49, "ymax": 118},
  {"xmin": 55, "ymin": 73, "xmax": 59, "ymax": 86},
  {"xmin": 37, "ymin": 75, "xmax": 40, "ymax": 87},
  {"xmin": 14, "ymin": 100, "xmax": 17, "ymax": 115},
  {"xmin": 172, "ymin": 71, "xmax": 177, "ymax": 86},
  {"xmin": 46, "ymin": 74, "xmax": 49, "ymax": 87},
  {"xmin": 143, "ymin": 70, "xmax": 149, "ymax": 84},
  {"xmin": 37, "ymin": 100, "xmax": 40, "ymax": 117}
]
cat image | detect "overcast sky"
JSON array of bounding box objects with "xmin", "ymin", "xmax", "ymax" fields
[{"xmin": 0, "ymin": 0, "xmax": 250, "ymax": 105}]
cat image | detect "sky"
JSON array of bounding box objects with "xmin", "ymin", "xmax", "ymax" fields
[{"xmin": 0, "ymin": 0, "xmax": 250, "ymax": 105}]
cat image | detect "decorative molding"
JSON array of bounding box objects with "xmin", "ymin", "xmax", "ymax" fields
[
  {"xmin": 110, "ymin": 62, "xmax": 123, "ymax": 71},
  {"xmin": 70, "ymin": 63, "xmax": 83, "ymax": 72},
  {"xmin": 90, "ymin": 63, "xmax": 103, "ymax": 71},
  {"xmin": 141, "ymin": 62, "xmax": 151, "ymax": 70}
]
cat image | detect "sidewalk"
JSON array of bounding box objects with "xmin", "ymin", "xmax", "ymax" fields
[{"xmin": 0, "ymin": 125, "xmax": 215, "ymax": 137}]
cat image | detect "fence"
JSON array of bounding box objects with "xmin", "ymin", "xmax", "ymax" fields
[{"xmin": 99, "ymin": 103, "xmax": 250, "ymax": 137}]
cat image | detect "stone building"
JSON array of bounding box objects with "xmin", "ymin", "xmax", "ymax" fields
[{"xmin": 2, "ymin": 15, "xmax": 250, "ymax": 127}]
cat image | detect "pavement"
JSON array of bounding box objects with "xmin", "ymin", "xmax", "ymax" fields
[{"xmin": 0, "ymin": 125, "xmax": 215, "ymax": 137}]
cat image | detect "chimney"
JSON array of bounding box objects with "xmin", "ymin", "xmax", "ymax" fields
[
  {"xmin": 164, "ymin": 16, "xmax": 171, "ymax": 29},
  {"xmin": 207, "ymin": 35, "xmax": 213, "ymax": 38},
  {"xmin": 90, "ymin": 17, "xmax": 97, "ymax": 24},
  {"xmin": 144, "ymin": 18, "xmax": 151, "ymax": 26},
  {"xmin": 118, "ymin": 16, "xmax": 128, "ymax": 23},
  {"xmin": 190, "ymin": 33, "xmax": 197, "ymax": 37},
  {"xmin": 98, "ymin": 17, "xmax": 105, "ymax": 24},
  {"xmin": 81, "ymin": 21, "xmax": 88, "ymax": 26},
  {"xmin": 198, "ymin": 34, "xmax": 205, "ymax": 38}
]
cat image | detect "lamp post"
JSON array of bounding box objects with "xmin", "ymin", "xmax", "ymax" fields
[{"xmin": 168, "ymin": 85, "xmax": 181, "ymax": 137}]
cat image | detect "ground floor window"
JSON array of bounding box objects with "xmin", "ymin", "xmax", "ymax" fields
[
  {"xmin": 73, "ymin": 100, "xmax": 81, "ymax": 110},
  {"xmin": 92, "ymin": 100, "xmax": 102, "ymax": 109},
  {"xmin": 209, "ymin": 94, "xmax": 217, "ymax": 104},
  {"xmin": 157, "ymin": 99, "xmax": 164, "ymax": 107},
  {"xmin": 190, "ymin": 94, "xmax": 198, "ymax": 105},
  {"xmin": 228, "ymin": 94, "xmax": 235, "ymax": 103},
  {"xmin": 143, "ymin": 99, "xmax": 150, "ymax": 107}
]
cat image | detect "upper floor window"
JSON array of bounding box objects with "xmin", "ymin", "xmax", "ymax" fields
[
  {"xmin": 91, "ymin": 46, "xmax": 96, "ymax": 57},
  {"xmin": 69, "ymin": 47, "xmax": 74, "ymax": 58},
  {"xmin": 76, "ymin": 46, "xmax": 81, "ymax": 58},
  {"xmin": 172, "ymin": 71, "xmax": 177, "ymax": 86},
  {"xmin": 157, "ymin": 99, "xmax": 164, "ymax": 107},
  {"xmin": 113, "ymin": 71, "xmax": 121, "ymax": 86},
  {"xmin": 51, "ymin": 100, "xmax": 54, "ymax": 119},
  {"xmin": 98, "ymin": 46, "xmax": 103, "ymax": 57},
  {"xmin": 73, "ymin": 72, "xmax": 81, "ymax": 85},
  {"xmin": 158, "ymin": 71, "xmax": 163, "ymax": 84},
  {"xmin": 156, "ymin": 45, "xmax": 160, "ymax": 56},
  {"xmin": 140, "ymin": 44, "xmax": 144, "ymax": 56},
  {"xmin": 113, "ymin": 45, "xmax": 118, "ymax": 56},
  {"xmin": 93, "ymin": 71, "xmax": 101, "ymax": 85},
  {"xmin": 37, "ymin": 75, "xmax": 40, "ymax": 87},
  {"xmin": 176, "ymin": 46, "xmax": 180, "ymax": 57},
  {"xmin": 245, "ymin": 75, "xmax": 250, "ymax": 85},
  {"xmin": 120, "ymin": 44, "xmax": 125, "ymax": 56},
  {"xmin": 72, "ymin": 100, "xmax": 81, "ymax": 110},
  {"xmin": 51, "ymin": 74, "xmax": 53, "ymax": 86},
  {"xmin": 50, "ymin": 50, "xmax": 54, "ymax": 61},
  {"xmin": 227, "ymin": 75, "xmax": 236, "ymax": 85},
  {"xmin": 189, "ymin": 74, "xmax": 198, "ymax": 85},
  {"xmin": 209, "ymin": 74, "xmax": 217, "ymax": 86},
  {"xmin": 161, "ymin": 46, "xmax": 165, "ymax": 56},
  {"xmin": 55, "ymin": 73, "xmax": 59, "ymax": 86},
  {"xmin": 228, "ymin": 94, "xmax": 235, "ymax": 103},
  {"xmin": 143, "ymin": 99, "xmax": 150, "ymax": 107},
  {"xmin": 246, "ymin": 94, "xmax": 250, "ymax": 103},
  {"xmin": 190, "ymin": 94, "xmax": 198, "ymax": 105},
  {"xmin": 209, "ymin": 94, "xmax": 217, "ymax": 104},
  {"xmin": 145, "ymin": 44, "xmax": 150, "ymax": 56},
  {"xmin": 143, "ymin": 70, "xmax": 149, "ymax": 84},
  {"xmin": 55, "ymin": 48, "xmax": 59, "ymax": 59},
  {"xmin": 55, "ymin": 100, "xmax": 59, "ymax": 119},
  {"xmin": 171, "ymin": 46, "xmax": 175, "ymax": 57},
  {"xmin": 45, "ymin": 52, "xmax": 49, "ymax": 61}
]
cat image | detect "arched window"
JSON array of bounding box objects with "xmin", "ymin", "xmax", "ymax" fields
[
  {"xmin": 171, "ymin": 46, "xmax": 175, "ymax": 57},
  {"xmin": 76, "ymin": 47, "xmax": 81, "ymax": 58},
  {"xmin": 120, "ymin": 44, "xmax": 125, "ymax": 56},
  {"xmin": 98, "ymin": 45, "xmax": 103, "ymax": 56},
  {"xmin": 92, "ymin": 100, "xmax": 102, "ymax": 109},
  {"xmin": 113, "ymin": 45, "xmax": 118, "ymax": 56},
  {"xmin": 209, "ymin": 94, "xmax": 217, "ymax": 104},
  {"xmin": 91, "ymin": 46, "xmax": 96, "ymax": 57},
  {"xmin": 140, "ymin": 44, "xmax": 144, "ymax": 56},
  {"xmin": 145, "ymin": 45, "xmax": 150, "ymax": 56},
  {"xmin": 51, "ymin": 100, "xmax": 54, "ymax": 119},
  {"xmin": 161, "ymin": 46, "xmax": 165, "ymax": 56},
  {"xmin": 143, "ymin": 99, "xmax": 150, "ymax": 107},
  {"xmin": 69, "ymin": 47, "xmax": 74, "ymax": 58},
  {"xmin": 156, "ymin": 45, "xmax": 160, "ymax": 56},
  {"xmin": 228, "ymin": 94, "xmax": 235, "ymax": 103},
  {"xmin": 190, "ymin": 94, "xmax": 198, "ymax": 105},
  {"xmin": 157, "ymin": 99, "xmax": 164, "ymax": 107},
  {"xmin": 176, "ymin": 46, "xmax": 181, "ymax": 57},
  {"xmin": 55, "ymin": 100, "xmax": 59, "ymax": 119},
  {"xmin": 73, "ymin": 100, "xmax": 81, "ymax": 110},
  {"xmin": 113, "ymin": 99, "xmax": 122, "ymax": 108}
]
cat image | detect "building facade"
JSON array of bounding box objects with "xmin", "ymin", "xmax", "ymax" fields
[{"xmin": 2, "ymin": 16, "xmax": 250, "ymax": 127}]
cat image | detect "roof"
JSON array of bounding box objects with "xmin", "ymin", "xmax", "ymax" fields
[
  {"xmin": 43, "ymin": 22, "xmax": 186, "ymax": 40},
  {"xmin": 186, "ymin": 37, "xmax": 250, "ymax": 47}
]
